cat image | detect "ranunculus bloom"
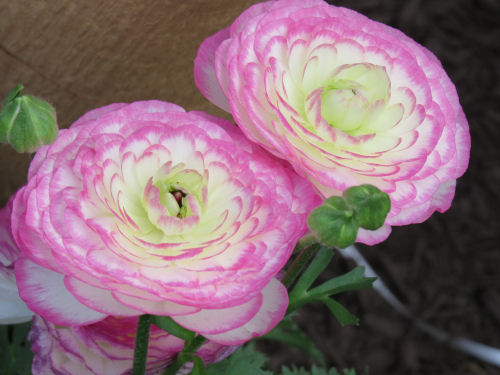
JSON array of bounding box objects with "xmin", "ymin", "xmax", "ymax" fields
[
  {"xmin": 194, "ymin": 0, "xmax": 471, "ymax": 244},
  {"xmin": 30, "ymin": 314, "xmax": 236, "ymax": 375},
  {"xmin": 12, "ymin": 101, "xmax": 319, "ymax": 344},
  {"xmin": 0, "ymin": 198, "xmax": 33, "ymax": 324}
]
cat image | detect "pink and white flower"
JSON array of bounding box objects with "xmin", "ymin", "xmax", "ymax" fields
[
  {"xmin": 30, "ymin": 314, "xmax": 236, "ymax": 375},
  {"xmin": 12, "ymin": 101, "xmax": 319, "ymax": 344},
  {"xmin": 0, "ymin": 198, "xmax": 33, "ymax": 324},
  {"xmin": 194, "ymin": 0, "xmax": 471, "ymax": 244}
]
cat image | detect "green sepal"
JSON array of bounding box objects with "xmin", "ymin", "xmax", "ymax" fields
[
  {"xmin": 307, "ymin": 197, "xmax": 358, "ymax": 248},
  {"xmin": 0, "ymin": 85, "xmax": 58, "ymax": 153},
  {"xmin": 343, "ymin": 184, "xmax": 390, "ymax": 230},
  {"xmin": 150, "ymin": 315, "xmax": 195, "ymax": 341},
  {"xmin": 3, "ymin": 84, "xmax": 24, "ymax": 107}
]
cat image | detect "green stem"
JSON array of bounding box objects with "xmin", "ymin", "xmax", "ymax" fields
[
  {"xmin": 163, "ymin": 335, "xmax": 207, "ymax": 375},
  {"xmin": 132, "ymin": 314, "xmax": 152, "ymax": 375},
  {"xmin": 281, "ymin": 243, "xmax": 320, "ymax": 289},
  {"xmin": 287, "ymin": 247, "xmax": 334, "ymax": 314}
]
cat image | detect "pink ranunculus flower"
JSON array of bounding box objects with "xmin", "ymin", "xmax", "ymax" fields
[
  {"xmin": 0, "ymin": 198, "xmax": 33, "ymax": 324},
  {"xmin": 12, "ymin": 101, "xmax": 319, "ymax": 345},
  {"xmin": 29, "ymin": 314, "xmax": 236, "ymax": 375},
  {"xmin": 194, "ymin": 0, "xmax": 471, "ymax": 245}
]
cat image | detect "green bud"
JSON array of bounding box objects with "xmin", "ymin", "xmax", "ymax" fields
[
  {"xmin": 343, "ymin": 184, "xmax": 391, "ymax": 230},
  {"xmin": 0, "ymin": 85, "xmax": 58, "ymax": 153},
  {"xmin": 307, "ymin": 196, "xmax": 359, "ymax": 249}
]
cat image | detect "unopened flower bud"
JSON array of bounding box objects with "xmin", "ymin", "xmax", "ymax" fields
[{"xmin": 0, "ymin": 85, "xmax": 58, "ymax": 153}]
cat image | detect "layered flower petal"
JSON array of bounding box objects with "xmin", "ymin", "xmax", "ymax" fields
[
  {"xmin": 194, "ymin": 0, "xmax": 471, "ymax": 244},
  {"xmin": 12, "ymin": 100, "xmax": 320, "ymax": 343},
  {"xmin": 29, "ymin": 314, "xmax": 236, "ymax": 375}
]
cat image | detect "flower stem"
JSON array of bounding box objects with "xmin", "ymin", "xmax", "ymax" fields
[
  {"xmin": 281, "ymin": 242, "xmax": 320, "ymax": 289},
  {"xmin": 132, "ymin": 314, "xmax": 152, "ymax": 375}
]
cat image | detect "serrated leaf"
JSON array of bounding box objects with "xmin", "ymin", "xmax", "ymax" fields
[
  {"xmin": 311, "ymin": 365, "xmax": 341, "ymax": 375},
  {"xmin": 260, "ymin": 318, "xmax": 325, "ymax": 365},
  {"xmin": 282, "ymin": 365, "xmax": 311, "ymax": 375},
  {"xmin": 150, "ymin": 315, "xmax": 195, "ymax": 341},
  {"xmin": 206, "ymin": 344, "xmax": 273, "ymax": 375},
  {"xmin": 322, "ymin": 298, "xmax": 359, "ymax": 326},
  {"xmin": 308, "ymin": 266, "xmax": 375, "ymax": 298},
  {"xmin": 341, "ymin": 370, "xmax": 359, "ymax": 375},
  {"xmin": 307, "ymin": 196, "xmax": 358, "ymax": 248},
  {"xmin": 343, "ymin": 185, "xmax": 390, "ymax": 230}
]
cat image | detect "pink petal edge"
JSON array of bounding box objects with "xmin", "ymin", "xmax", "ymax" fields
[
  {"xmin": 15, "ymin": 257, "xmax": 106, "ymax": 326},
  {"xmin": 201, "ymin": 278, "xmax": 288, "ymax": 345},
  {"xmin": 194, "ymin": 27, "xmax": 232, "ymax": 112}
]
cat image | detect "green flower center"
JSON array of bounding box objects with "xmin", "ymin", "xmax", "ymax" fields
[{"xmin": 321, "ymin": 63, "xmax": 390, "ymax": 135}]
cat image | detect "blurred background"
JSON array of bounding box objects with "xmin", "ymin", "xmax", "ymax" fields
[{"xmin": 1, "ymin": 0, "xmax": 499, "ymax": 374}]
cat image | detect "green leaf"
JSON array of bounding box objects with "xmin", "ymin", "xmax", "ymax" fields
[
  {"xmin": 290, "ymin": 247, "xmax": 333, "ymax": 298},
  {"xmin": 343, "ymin": 185, "xmax": 390, "ymax": 230},
  {"xmin": 307, "ymin": 196, "xmax": 358, "ymax": 248},
  {"xmin": 288, "ymin": 254, "xmax": 374, "ymax": 321},
  {"xmin": 260, "ymin": 318, "xmax": 325, "ymax": 365},
  {"xmin": 322, "ymin": 298, "xmax": 359, "ymax": 326},
  {"xmin": 282, "ymin": 365, "xmax": 312, "ymax": 375},
  {"xmin": 151, "ymin": 315, "xmax": 195, "ymax": 341},
  {"xmin": 308, "ymin": 266, "xmax": 376, "ymax": 298},
  {"xmin": 206, "ymin": 344, "xmax": 273, "ymax": 375},
  {"xmin": 191, "ymin": 356, "xmax": 207, "ymax": 375}
]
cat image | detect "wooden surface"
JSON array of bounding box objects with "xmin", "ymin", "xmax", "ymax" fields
[{"xmin": 0, "ymin": 0, "xmax": 260, "ymax": 204}]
